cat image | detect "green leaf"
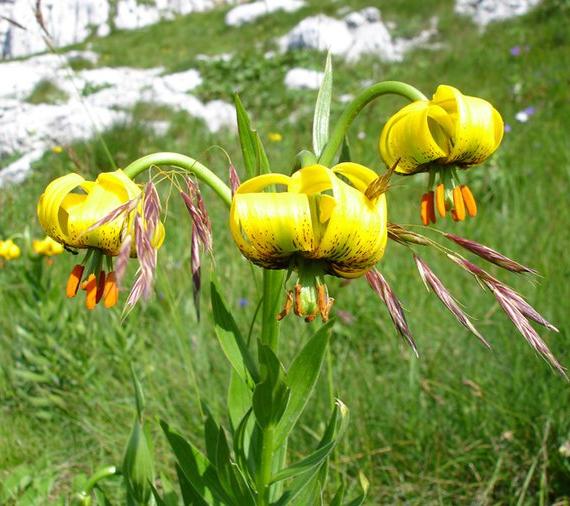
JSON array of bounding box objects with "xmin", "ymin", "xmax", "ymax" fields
[
  {"xmin": 270, "ymin": 441, "xmax": 335, "ymax": 483},
  {"xmin": 161, "ymin": 420, "xmax": 232, "ymax": 505},
  {"xmin": 228, "ymin": 371, "xmax": 252, "ymax": 432},
  {"xmin": 274, "ymin": 321, "xmax": 333, "ymax": 447},
  {"xmin": 338, "ymin": 136, "xmax": 352, "ymax": 163},
  {"xmin": 234, "ymin": 93, "xmax": 257, "ymax": 179},
  {"xmin": 312, "ymin": 52, "xmax": 333, "ymax": 157},
  {"xmin": 253, "ymin": 345, "xmax": 290, "ymax": 428},
  {"xmin": 344, "ymin": 473, "xmax": 369, "ymax": 506},
  {"xmin": 254, "ymin": 131, "xmax": 270, "ymax": 174},
  {"xmin": 175, "ymin": 464, "xmax": 208, "ymax": 506},
  {"xmin": 211, "ymin": 280, "xmax": 259, "ymax": 386},
  {"xmin": 330, "ymin": 483, "xmax": 345, "ymax": 506},
  {"xmin": 272, "ymin": 400, "xmax": 349, "ymax": 506},
  {"xmin": 216, "ymin": 426, "xmax": 257, "ymax": 506}
]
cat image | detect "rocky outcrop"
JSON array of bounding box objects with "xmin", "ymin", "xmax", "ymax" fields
[
  {"xmin": 279, "ymin": 7, "xmax": 438, "ymax": 63},
  {"xmin": 455, "ymin": 0, "xmax": 542, "ymax": 26},
  {"xmin": 0, "ymin": 0, "xmax": 234, "ymax": 60},
  {"xmin": 0, "ymin": 52, "xmax": 234, "ymax": 186}
]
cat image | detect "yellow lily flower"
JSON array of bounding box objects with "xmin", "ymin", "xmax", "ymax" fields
[
  {"xmin": 230, "ymin": 163, "xmax": 387, "ymax": 321},
  {"xmin": 37, "ymin": 169, "xmax": 165, "ymax": 309},
  {"xmin": 33, "ymin": 236, "xmax": 65, "ymax": 256},
  {"xmin": 379, "ymin": 85, "xmax": 504, "ymax": 225},
  {"xmin": 0, "ymin": 239, "xmax": 21, "ymax": 261}
]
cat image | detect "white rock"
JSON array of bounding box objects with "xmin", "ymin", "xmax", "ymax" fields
[
  {"xmin": 284, "ymin": 68, "xmax": 324, "ymax": 90},
  {"xmin": 279, "ymin": 8, "xmax": 438, "ymax": 62},
  {"xmin": 0, "ymin": 0, "xmax": 235, "ymax": 60},
  {"xmin": 279, "ymin": 15, "xmax": 353, "ymax": 55},
  {"xmin": 161, "ymin": 69, "xmax": 203, "ymax": 93},
  {"xmin": 225, "ymin": 0, "xmax": 305, "ymax": 27},
  {"xmin": 455, "ymin": 0, "xmax": 542, "ymax": 26}
]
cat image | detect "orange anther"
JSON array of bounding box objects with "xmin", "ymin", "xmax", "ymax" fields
[
  {"xmin": 435, "ymin": 184, "xmax": 446, "ymax": 218},
  {"xmin": 103, "ymin": 271, "xmax": 119, "ymax": 308},
  {"xmin": 84, "ymin": 274, "xmax": 98, "ymax": 310},
  {"xmin": 420, "ymin": 193, "xmax": 430, "ymax": 226},
  {"xmin": 96, "ymin": 271, "xmax": 106, "ymax": 304},
  {"xmin": 453, "ymin": 186, "xmax": 466, "ymax": 221},
  {"xmin": 66, "ymin": 264, "xmax": 84, "ymax": 298},
  {"xmin": 460, "ymin": 185, "xmax": 477, "ymax": 217}
]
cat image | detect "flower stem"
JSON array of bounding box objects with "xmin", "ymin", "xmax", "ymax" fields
[
  {"xmin": 123, "ymin": 152, "xmax": 232, "ymax": 208},
  {"xmin": 257, "ymin": 425, "xmax": 275, "ymax": 505},
  {"xmin": 318, "ymin": 81, "xmax": 427, "ymax": 167}
]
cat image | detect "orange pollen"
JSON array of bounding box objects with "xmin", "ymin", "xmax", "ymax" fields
[
  {"xmin": 103, "ymin": 271, "xmax": 119, "ymax": 309},
  {"xmin": 96, "ymin": 271, "xmax": 106, "ymax": 304},
  {"xmin": 453, "ymin": 186, "xmax": 466, "ymax": 221},
  {"xmin": 84, "ymin": 274, "xmax": 98, "ymax": 310},
  {"xmin": 435, "ymin": 184, "xmax": 446, "ymax": 218},
  {"xmin": 66, "ymin": 264, "xmax": 85, "ymax": 298},
  {"xmin": 460, "ymin": 185, "xmax": 477, "ymax": 217}
]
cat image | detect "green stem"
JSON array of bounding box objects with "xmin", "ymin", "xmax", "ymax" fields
[
  {"xmin": 318, "ymin": 81, "xmax": 427, "ymax": 167},
  {"xmin": 261, "ymin": 269, "xmax": 284, "ymax": 350},
  {"xmin": 257, "ymin": 426, "xmax": 275, "ymax": 505},
  {"xmin": 123, "ymin": 152, "xmax": 232, "ymax": 208}
]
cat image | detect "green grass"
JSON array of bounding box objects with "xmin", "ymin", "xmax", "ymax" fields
[
  {"xmin": 1, "ymin": 0, "xmax": 570, "ymax": 504},
  {"xmin": 25, "ymin": 79, "xmax": 69, "ymax": 105}
]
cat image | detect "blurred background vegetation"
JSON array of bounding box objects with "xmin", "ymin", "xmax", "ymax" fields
[{"xmin": 1, "ymin": 0, "xmax": 569, "ymax": 503}]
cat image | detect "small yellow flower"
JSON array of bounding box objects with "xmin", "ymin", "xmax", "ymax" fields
[
  {"xmin": 379, "ymin": 85, "xmax": 503, "ymax": 225},
  {"xmin": 51, "ymin": 145, "xmax": 64, "ymax": 154},
  {"xmin": 0, "ymin": 239, "xmax": 21, "ymax": 260},
  {"xmin": 268, "ymin": 132, "xmax": 283, "ymax": 142},
  {"xmin": 33, "ymin": 236, "xmax": 65, "ymax": 256},
  {"xmin": 37, "ymin": 169, "xmax": 165, "ymax": 309},
  {"xmin": 230, "ymin": 163, "xmax": 387, "ymax": 321}
]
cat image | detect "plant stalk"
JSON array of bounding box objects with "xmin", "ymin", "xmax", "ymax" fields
[
  {"xmin": 318, "ymin": 81, "xmax": 427, "ymax": 167},
  {"xmin": 123, "ymin": 152, "xmax": 232, "ymax": 208}
]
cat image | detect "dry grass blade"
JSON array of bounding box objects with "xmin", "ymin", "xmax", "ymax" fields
[
  {"xmin": 366, "ymin": 269, "xmax": 418, "ymax": 356},
  {"xmin": 34, "ymin": 0, "xmax": 50, "ymax": 37},
  {"xmin": 1, "ymin": 16, "xmax": 27, "ymax": 31},
  {"xmin": 414, "ymin": 255, "xmax": 490, "ymax": 348},
  {"xmin": 388, "ymin": 223, "xmax": 432, "ymax": 246},
  {"xmin": 229, "ymin": 163, "xmax": 241, "ymax": 195},
  {"xmin": 84, "ymin": 198, "xmax": 139, "ymax": 234},
  {"xmin": 364, "ymin": 159, "xmax": 399, "ymax": 200},
  {"xmin": 445, "ymin": 233, "xmax": 537, "ymax": 274},
  {"xmin": 492, "ymin": 287, "xmax": 566, "ymax": 378}
]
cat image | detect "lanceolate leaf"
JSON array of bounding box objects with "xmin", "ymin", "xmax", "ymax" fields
[
  {"xmin": 313, "ymin": 52, "xmax": 333, "ymax": 157},
  {"xmin": 344, "ymin": 473, "xmax": 370, "ymax": 506},
  {"xmin": 274, "ymin": 321, "xmax": 333, "ymax": 447},
  {"xmin": 254, "ymin": 131, "xmax": 270, "ymax": 175},
  {"xmin": 211, "ymin": 280, "xmax": 259, "ymax": 387},
  {"xmin": 228, "ymin": 371, "xmax": 252, "ymax": 432},
  {"xmin": 270, "ymin": 441, "xmax": 335, "ymax": 483},
  {"xmin": 160, "ymin": 420, "xmax": 231, "ymax": 505},
  {"xmin": 234, "ymin": 93, "xmax": 257, "ymax": 179}
]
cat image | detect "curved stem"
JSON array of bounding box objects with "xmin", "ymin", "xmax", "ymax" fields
[
  {"xmin": 319, "ymin": 81, "xmax": 427, "ymax": 167},
  {"xmin": 123, "ymin": 152, "xmax": 232, "ymax": 208}
]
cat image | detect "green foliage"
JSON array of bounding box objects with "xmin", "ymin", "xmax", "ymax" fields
[
  {"xmin": 25, "ymin": 79, "xmax": 69, "ymax": 105},
  {"xmin": 1, "ymin": 0, "xmax": 570, "ymax": 504}
]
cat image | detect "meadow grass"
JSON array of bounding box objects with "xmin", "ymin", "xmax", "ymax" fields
[{"xmin": 1, "ymin": 0, "xmax": 569, "ymax": 503}]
